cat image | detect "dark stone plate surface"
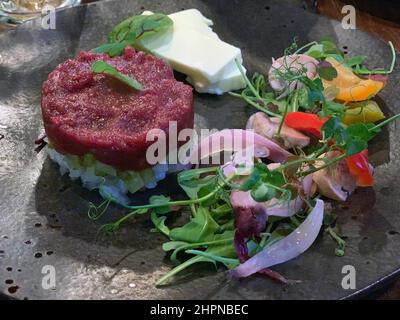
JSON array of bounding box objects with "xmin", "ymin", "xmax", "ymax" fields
[{"xmin": 0, "ymin": 0, "xmax": 399, "ymax": 300}]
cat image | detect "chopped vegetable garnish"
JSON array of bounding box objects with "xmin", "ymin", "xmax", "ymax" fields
[
  {"xmin": 284, "ymin": 112, "xmax": 328, "ymax": 138},
  {"xmin": 343, "ymin": 100, "xmax": 385, "ymax": 125},
  {"xmin": 346, "ymin": 150, "xmax": 374, "ymax": 187},
  {"xmin": 322, "ymin": 57, "xmax": 385, "ymax": 102},
  {"xmin": 86, "ymin": 36, "xmax": 399, "ymax": 286}
]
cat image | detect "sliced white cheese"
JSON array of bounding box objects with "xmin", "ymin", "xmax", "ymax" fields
[
  {"xmin": 168, "ymin": 9, "xmax": 219, "ymax": 40},
  {"xmin": 138, "ymin": 9, "xmax": 246, "ymax": 95},
  {"xmin": 187, "ymin": 62, "xmax": 247, "ymax": 95}
]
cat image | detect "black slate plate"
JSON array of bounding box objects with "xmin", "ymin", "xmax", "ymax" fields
[{"xmin": 0, "ymin": 0, "xmax": 400, "ymax": 300}]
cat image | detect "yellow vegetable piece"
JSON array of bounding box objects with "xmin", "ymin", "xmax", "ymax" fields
[
  {"xmin": 343, "ymin": 100, "xmax": 385, "ymax": 125},
  {"xmin": 322, "ymin": 57, "xmax": 384, "ymax": 102}
]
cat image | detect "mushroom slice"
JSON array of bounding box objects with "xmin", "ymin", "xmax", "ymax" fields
[
  {"xmin": 268, "ymin": 54, "xmax": 319, "ymax": 93},
  {"xmin": 312, "ymin": 152, "xmax": 357, "ymax": 201},
  {"xmin": 247, "ymin": 112, "xmax": 310, "ymax": 149}
]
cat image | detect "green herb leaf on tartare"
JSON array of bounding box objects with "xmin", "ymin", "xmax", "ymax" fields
[{"xmin": 91, "ymin": 60, "xmax": 143, "ymax": 91}]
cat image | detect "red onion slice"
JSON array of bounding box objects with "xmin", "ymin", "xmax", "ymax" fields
[
  {"xmin": 190, "ymin": 129, "xmax": 291, "ymax": 165},
  {"xmin": 230, "ymin": 199, "xmax": 324, "ymax": 278}
]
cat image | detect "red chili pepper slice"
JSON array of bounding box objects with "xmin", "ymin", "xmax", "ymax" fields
[
  {"xmin": 346, "ymin": 150, "xmax": 374, "ymax": 187},
  {"xmin": 284, "ymin": 112, "xmax": 328, "ymax": 138}
]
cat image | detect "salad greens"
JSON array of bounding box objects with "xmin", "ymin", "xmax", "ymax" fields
[{"xmin": 87, "ymin": 37, "xmax": 399, "ymax": 286}]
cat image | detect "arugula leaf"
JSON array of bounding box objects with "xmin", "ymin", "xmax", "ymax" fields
[
  {"xmin": 177, "ymin": 167, "xmax": 218, "ymax": 200},
  {"xmin": 156, "ymin": 255, "xmax": 213, "ymax": 286},
  {"xmin": 192, "ymin": 231, "xmax": 236, "ymax": 260},
  {"xmin": 162, "ymin": 241, "xmax": 187, "ymax": 252},
  {"xmin": 163, "ymin": 230, "xmax": 235, "ymax": 265},
  {"xmin": 185, "ymin": 250, "xmax": 238, "ymax": 269},
  {"xmin": 91, "ymin": 61, "xmax": 143, "ymax": 91},
  {"xmin": 156, "ymin": 231, "xmax": 237, "ymax": 285},
  {"xmin": 169, "ymin": 206, "xmax": 220, "ymax": 243}
]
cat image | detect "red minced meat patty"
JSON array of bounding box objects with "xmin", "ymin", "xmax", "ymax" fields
[{"xmin": 41, "ymin": 48, "xmax": 194, "ymax": 171}]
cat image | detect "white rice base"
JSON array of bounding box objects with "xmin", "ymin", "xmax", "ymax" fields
[{"xmin": 47, "ymin": 146, "xmax": 189, "ymax": 205}]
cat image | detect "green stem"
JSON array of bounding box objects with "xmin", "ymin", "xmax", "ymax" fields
[
  {"xmin": 326, "ymin": 227, "xmax": 345, "ymax": 244},
  {"xmin": 277, "ymin": 97, "xmax": 290, "ymax": 138},
  {"xmin": 183, "ymin": 166, "xmax": 220, "ymax": 175},
  {"xmin": 122, "ymin": 182, "xmax": 225, "ymax": 210},
  {"xmin": 277, "ymin": 88, "xmax": 299, "ymax": 138},
  {"xmin": 231, "ymin": 60, "xmax": 281, "ymax": 118},
  {"xmin": 185, "ymin": 250, "xmax": 239, "ymax": 267},
  {"xmin": 87, "ymin": 199, "xmax": 111, "ymax": 220},
  {"xmin": 310, "ymin": 141, "xmax": 330, "ymax": 158},
  {"xmin": 291, "ymin": 88, "xmax": 299, "ymax": 112},
  {"xmin": 170, "ymin": 238, "xmax": 233, "ymax": 264},
  {"xmin": 229, "ymin": 93, "xmax": 281, "ymax": 117},
  {"xmin": 156, "ymin": 255, "xmax": 206, "ymax": 286},
  {"xmin": 190, "ymin": 203, "xmax": 197, "ymax": 217},
  {"xmin": 280, "ymin": 156, "xmax": 321, "ymax": 170},
  {"xmin": 355, "ymin": 41, "xmax": 396, "ymax": 75},
  {"xmin": 180, "ymin": 239, "xmax": 233, "ymax": 251},
  {"xmin": 257, "ymin": 223, "xmax": 274, "ymax": 251},
  {"xmin": 241, "ymin": 93, "xmax": 280, "ymax": 117},
  {"xmin": 112, "ymin": 208, "xmax": 148, "ymax": 228},
  {"xmin": 368, "ymin": 113, "xmax": 400, "ymax": 132},
  {"xmin": 326, "ymin": 227, "xmax": 346, "ymax": 257},
  {"xmin": 228, "ymin": 91, "xmax": 244, "ymax": 98},
  {"xmin": 234, "ymin": 59, "xmax": 261, "ymax": 100},
  {"xmin": 109, "ymin": 174, "xmax": 233, "ymax": 218},
  {"xmin": 299, "ymin": 154, "xmax": 346, "ymax": 177},
  {"xmin": 294, "ymin": 41, "xmax": 318, "ymax": 54}
]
